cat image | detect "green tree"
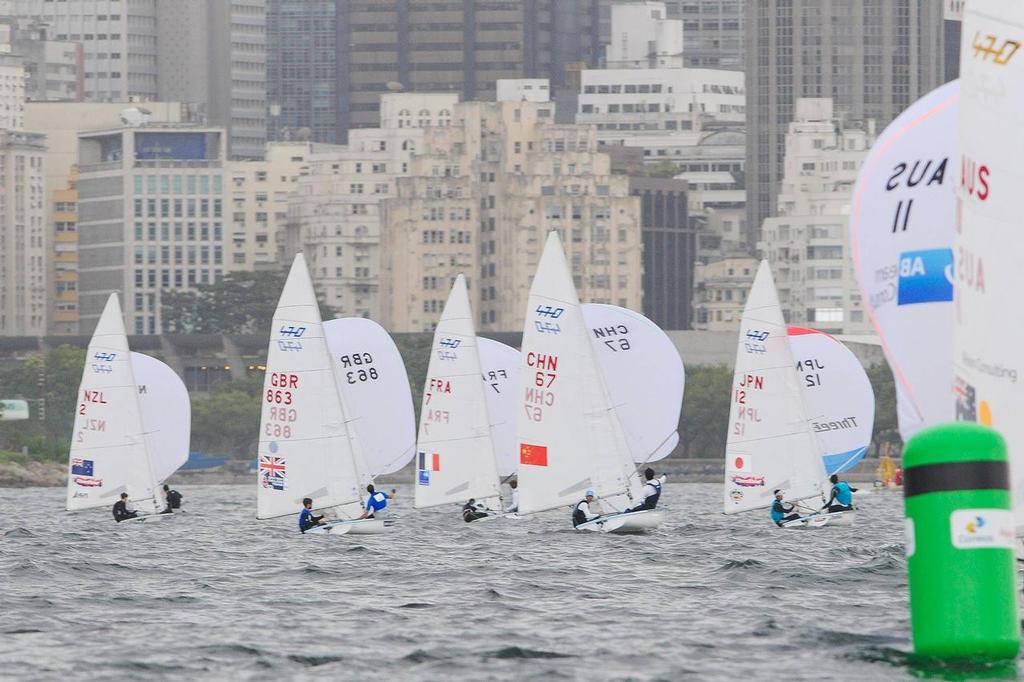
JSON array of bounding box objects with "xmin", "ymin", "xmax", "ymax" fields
[
  {"xmin": 392, "ymin": 333, "xmax": 434, "ymax": 420},
  {"xmin": 678, "ymin": 364, "xmax": 733, "ymax": 458},
  {"xmin": 189, "ymin": 379, "xmax": 263, "ymax": 458},
  {"xmin": 161, "ymin": 270, "xmax": 337, "ymax": 334}
]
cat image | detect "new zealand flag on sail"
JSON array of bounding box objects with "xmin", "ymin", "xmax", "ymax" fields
[{"xmin": 71, "ymin": 458, "xmax": 94, "ymax": 476}]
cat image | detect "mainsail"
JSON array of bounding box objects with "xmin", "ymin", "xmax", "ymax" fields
[
  {"xmin": 582, "ymin": 303, "xmax": 684, "ymax": 464},
  {"xmin": 516, "ymin": 232, "xmax": 640, "ymax": 515},
  {"xmin": 788, "ymin": 327, "xmax": 874, "ymax": 475},
  {"xmin": 849, "ymin": 80, "xmax": 958, "ymax": 441},
  {"xmin": 256, "ymin": 254, "xmax": 362, "ymax": 520},
  {"xmin": 955, "ymin": 2, "xmax": 1024, "ymax": 528},
  {"xmin": 723, "ymin": 262, "xmax": 826, "ymax": 514},
  {"xmin": 66, "ymin": 294, "xmax": 163, "ymax": 513},
  {"xmin": 414, "ymin": 275, "xmax": 502, "ymax": 509}
]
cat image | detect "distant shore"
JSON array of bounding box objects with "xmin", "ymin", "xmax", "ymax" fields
[{"xmin": 0, "ymin": 458, "xmax": 885, "ymax": 488}]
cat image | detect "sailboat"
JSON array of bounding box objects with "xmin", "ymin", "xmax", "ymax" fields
[
  {"xmin": 516, "ymin": 232, "xmax": 659, "ymax": 533},
  {"xmin": 66, "ymin": 294, "xmax": 190, "ymax": 521},
  {"xmin": 414, "ymin": 275, "xmax": 514, "ymax": 515},
  {"xmin": 256, "ymin": 254, "xmax": 415, "ymax": 535},
  {"xmin": 723, "ymin": 262, "xmax": 860, "ymax": 528},
  {"xmin": 955, "ymin": 2, "xmax": 1024, "ymax": 532}
]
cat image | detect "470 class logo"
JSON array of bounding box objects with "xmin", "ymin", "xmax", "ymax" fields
[
  {"xmin": 534, "ymin": 305, "xmax": 564, "ymax": 335},
  {"xmin": 93, "ymin": 352, "xmax": 117, "ymax": 362},
  {"xmin": 972, "ymin": 32, "xmax": 1021, "ymax": 65},
  {"xmin": 743, "ymin": 329, "xmax": 769, "ymax": 355},
  {"xmin": 279, "ymin": 325, "xmax": 306, "ymax": 338}
]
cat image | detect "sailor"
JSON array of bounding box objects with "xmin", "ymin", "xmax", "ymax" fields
[
  {"xmin": 112, "ymin": 492, "xmax": 139, "ymax": 522},
  {"xmin": 359, "ymin": 484, "xmax": 396, "ymax": 519},
  {"xmin": 572, "ymin": 490, "xmax": 601, "ymax": 528},
  {"xmin": 822, "ymin": 474, "xmax": 856, "ymax": 513},
  {"xmin": 163, "ymin": 484, "xmax": 183, "ymax": 511},
  {"xmin": 298, "ymin": 497, "xmax": 326, "ymax": 533},
  {"xmin": 504, "ymin": 479, "xmax": 519, "ymax": 514},
  {"xmin": 624, "ymin": 468, "xmax": 666, "ymax": 513},
  {"xmin": 462, "ymin": 498, "xmax": 489, "ymax": 523},
  {"xmin": 770, "ymin": 490, "xmax": 800, "ymax": 527}
]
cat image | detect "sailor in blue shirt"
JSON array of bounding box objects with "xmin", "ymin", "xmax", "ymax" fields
[
  {"xmin": 298, "ymin": 497, "xmax": 326, "ymax": 533},
  {"xmin": 821, "ymin": 474, "xmax": 856, "ymax": 513},
  {"xmin": 770, "ymin": 489, "xmax": 800, "ymax": 527},
  {"xmin": 359, "ymin": 484, "xmax": 396, "ymax": 519}
]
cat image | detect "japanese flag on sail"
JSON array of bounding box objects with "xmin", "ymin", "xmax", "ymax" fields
[{"xmin": 730, "ymin": 455, "xmax": 751, "ymax": 472}]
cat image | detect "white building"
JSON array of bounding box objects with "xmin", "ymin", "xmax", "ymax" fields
[
  {"xmin": 0, "ymin": 54, "xmax": 26, "ymax": 130},
  {"xmin": 7, "ymin": 0, "xmax": 159, "ymax": 101},
  {"xmin": 288, "ymin": 93, "xmax": 459, "ymax": 319},
  {"xmin": 759, "ymin": 98, "xmax": 876, "ymax": 335},
  {"xmin": 496, "ymin": 79, "xmax": 551, "ymax": 103},
  {"xmin": 606, "ymin": 1, "xmax": 683, "ymax": 69}
]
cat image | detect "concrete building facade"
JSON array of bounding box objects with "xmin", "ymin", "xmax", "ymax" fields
[
  {"xmin": 744, "ymin": 0, "xmax": 945, "ymax": 244},
  {"xmin": 7, "ymin": 0, "xmax": 159, "ymax": 101},
  {"xmin": 0, "ymin": 54, "xmax": 26, "ymax": 130},
  {"xmin": 692, "ymin": 255, "xmax": 757, "ymax": 331},
  {"xmin": 758, "ymin": 98, "xmax": 874, "ymax": 335},
  {"xmin": 605, "ymin": 2, "xmax": 683, "ymax": 69},
  {"xmin": 156, "ymin": 0, "xmax": 267, "ymax": 159},
  {"xmin": 0, "ymin": 18, "xmax": 82, "ymax": 102},
  {"xmin": 380, "ymin": 99, "xmax": 643, "ymax": 333}
]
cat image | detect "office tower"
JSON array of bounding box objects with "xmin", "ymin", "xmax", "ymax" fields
[
  {"xmin": 156, "ymin": 0, "xmax": 267, "ymax": 159},
  {"xmin": 745, "ymin": 0, "xmax": 944, "ymax": 243},
  {"xmin": 630, "ymin": 177, "xmax": 693, "ymax": 329},
  {"xmin": 0, "ymin": 18, "xmax": 82, "ymax": 102},
  {"xmin": 266, "ymin": 0, "xmax": 604, "ymax": 144}
]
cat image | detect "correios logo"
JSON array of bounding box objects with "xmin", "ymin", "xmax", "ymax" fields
[
  {"xmin": 951, "ymin": 509, "xmax": 1014, "ymax": 549},
  {"xmin": 964, "ymin": 515, "xmax": 985, "ymax": 534}
]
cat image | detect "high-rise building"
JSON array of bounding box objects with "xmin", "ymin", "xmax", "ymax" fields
[
  {"xmin": 7, "ymin": 0, "xmax": 159, "ymax": 101},
  {"xmin": 156, "ymin": 0, "xmax": 267, "ymax": 159},
  {"xmin": 380, "ymin": 98, "xmax": 642, "ymax": 333},
  {"xmin": 266, "ymin": 0, "xmax": 604, "ymax": 144},
  {"xmin": 75, "ymin": 124, "xmax": 229, "ymax": 335},
  {"xmin": 599, "ymin": 0, "xmax": 745, "ymax": 70},
  {"xmin": 0, "ymin": 18, "xmax": 82, "ymax": 102},
  {"xmin": 0, "ymin": 53, "xmax": 26, "ymax": 130},
  {"xmin": 758, "ymin": 98, "xmax": 875, "ymax": 335},
  {"xmin": 744, "ymin": 0, "xmax": 944, "ymax": 243},
  {"xmin": 605, "ymin": 2, "xmax": 683, "ymax": 69}
]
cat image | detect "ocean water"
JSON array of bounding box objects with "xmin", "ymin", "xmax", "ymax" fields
[{"xmin": 0, "ymin": 482, "xmax": 1016, "ymax": 681}]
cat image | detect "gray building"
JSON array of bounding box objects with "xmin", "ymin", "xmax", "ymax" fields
[
  {"xmin": 266, "ymin": 0, "xmax": 605, "ymax": 144},
  {"xmin": 75, "ymin": 124, "xmax": 228, "ymax": 335},
  {"xmin": 156, "ymin": 0, "xmax": 267, "ymax": 159},
  {"xmin": 744, "ymin": 0, "xmax": 945, "ymax": 244},
  {"xmin": 6, "ymin": 0, "xmax": 159, "ymax": 101},
  {"xmin": 598, "ymin": 0, "xmax": 745, "ymax": 70},
  {"xmin": 0, "ymin": 18, "xmax": 82, "ymax": 102},
  {"xmin": 630, "ymin": 177, "xmax": 695, "ymax": 330}
]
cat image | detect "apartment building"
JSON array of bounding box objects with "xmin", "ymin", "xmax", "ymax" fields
[{"xmin": 692, "ymin": 255, "xmax": 757, "ymax": 331}]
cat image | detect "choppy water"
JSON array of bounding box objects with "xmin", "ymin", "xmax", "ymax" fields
[{"xmin": 0, "ymin": 482, "xmax": 1018, "ymax": 681}]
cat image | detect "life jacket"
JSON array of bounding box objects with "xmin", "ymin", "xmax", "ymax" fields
[
  {"xmin": 834, "ymin": 481, "xmax": 853, "ymax": 506},
  {"xmin": 167, "ymin": 490, "xmax": 182, "ymax": 509},
  {"xmin": 770, "ymin": 500, "xmax": 785, "ymax": 523},
  {"xmin": 640, "ymin": 479, "xmax": 662, "ymax": 510},
  {"xmin": 572, "ymin": 500, "xmax": 589, "ymax": 527},
  {"xmin": 367, "ymin": 491, "xmax": 388, "ymax": 512},
  {"xmin": 298, "ymin": 508, "xmax": 313, "ymax": 531}
]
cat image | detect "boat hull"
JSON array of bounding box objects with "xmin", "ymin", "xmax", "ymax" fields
[
  {"xmin": 306, "ymin": 518, "xmax": 396, "ymax": 535},
  {"xmin": 780, "ymin": 509, "xmax": 855, "ymax": 529},
  {"xmin": 124, "ymin": 513, "xmax": 175, "ymax": 524},
  {"xmin": 576, "ymin": 509, "xmax": 663, "ymax": 533}
]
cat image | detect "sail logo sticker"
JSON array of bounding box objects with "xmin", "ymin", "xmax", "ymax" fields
[
  {"xmin": 73, "ymin": 476, "xmax": 103, "ymax": 488},
  {"xmin": 259, "ymin": 455, "xmax": 287, "ymax": 490},
  {"xmin": 279, "ymin": 325, "xmax": 306, "ymax": 338},
  {"xmin": 535, "ymin": 306, "xmax": 564, "ymax": 318},
  {"xmin": 535, "ymin": 321, "xmax": 561, "ymax": 335},
  {"xmin": 743, "ymin": 329, "xmax": 768, "ymax": 354},
  {"xmin": 971, "ymin": 33, "xmax": 1021, "ymax": 65},
  {"xmin": 730, "ymin": 475, "xmax": 765, "ymax": 488},
  {"xmin": 90, "ymin": 363, "xmax": 114, "ymax": 374},
  {"xmin": 950, "ymin": 509, "xmax": 1014, "ymax": 549},
  {"xmin": 439, "ymin": 338, "xmax": 461, "ymax": 349},
  {"xmin": 897, "ymin": 248, "xmax": 953, "ymax": 306},
  {"xmin": 277, "ymin": 339, "xmax": 304, "ymax": 352},
  {"xmin": 93, "ymin": 352, "xmax": 117, "ymax": 362},
  {"xmin": 519, "ymin": 443, "xmax": 549, "ymax": 467}
]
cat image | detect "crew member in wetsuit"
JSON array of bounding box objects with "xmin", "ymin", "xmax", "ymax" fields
[
  {"xmin": 822, "ymin": 474, "xmax": 856, "ymax": 513},
  {"xmin": 112, "ymin": 492, "xmax": 138, "ymax": 522},
  {"xmin": 770, "ymin": 490, "xmax": 800, "ymax": 527},
  {"xmin": 358, "ymin": 484, "xmax": 396, "ymax": 519},
  {"xmin": 624, "ymin": 468, "xmax": 667, "ymax": 513},
  {"xmin": 462, "ymin": 498, "xmax": 489, "ymax": 523},
  {"xmin": 163, "ymin": 484, "xmax": 183, "ymax": 511},
  {"xmin": 298, "ymin": 497, "xmax": 326, "ymax": 533},
  {"xmin": 572, "ymin": 490, "xmax": 601, "ymax": 528},
  {"xmin": 504, "ymin": 479, "xmax": 519, "ymax": 514}
]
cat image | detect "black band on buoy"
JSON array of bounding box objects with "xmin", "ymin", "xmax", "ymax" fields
[{"xmin": 904, "ymin": 460, "xmax": 1010, "ymax": 498}]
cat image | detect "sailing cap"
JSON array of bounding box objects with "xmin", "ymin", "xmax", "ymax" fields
[
  {"xmin": 585, "ymin": 490, "xmax": 595, "ymax": 497},
  {"xmin": 773, "ymin": 489, "xmax": 782, "ymax": 495}
]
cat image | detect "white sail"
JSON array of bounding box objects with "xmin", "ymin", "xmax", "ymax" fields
[
  {"xmin": 414, "ymin": 275, "xmax": 502, "ymax": 509},
  {"xmin": 582, "ymin": 303, "xmax": 684, "ymax": 464},
  {"xmin": 256, "ymin": 254, "xmax": 362, "ymax": 520},
  {"xmin": 849, "ymin": 80, "xmax": 958, "ymax": 441},
  {"xmin": 66, "ymin": 294, "xmax": 161, "ymax": 513},
  {"xmin": 131, "ymin": 352, "xmax": 190, "ymax": 486},
  {"xmin": 517, "ymin": 232, "xmax": 641, "ymax": 515},
  {"xmin": 955, "ymin": 3, "xmax": 1024, "ymax": 528},
  {"xmin": 788, "ymin": 327, "xmax": 874, "ymax": 476},
  {"xmin": 477, "ymin": 337, "xmax": 520, "ymax": 479},
  {"xmin": 723, "ymin": 261, "xmax": 826, "ymax": 514},
  {"xmin": 324, "ymin": 317, "xmax": 416, "ymax": 478}
]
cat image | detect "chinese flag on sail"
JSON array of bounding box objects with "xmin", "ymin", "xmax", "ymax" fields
[
  {"xmin": 519, "ymin": 443, "xmax": 548, "ymax": 467},
  {"xmin": 432, "ymin": 453, "xmax": 441, "ymax": 471}
]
